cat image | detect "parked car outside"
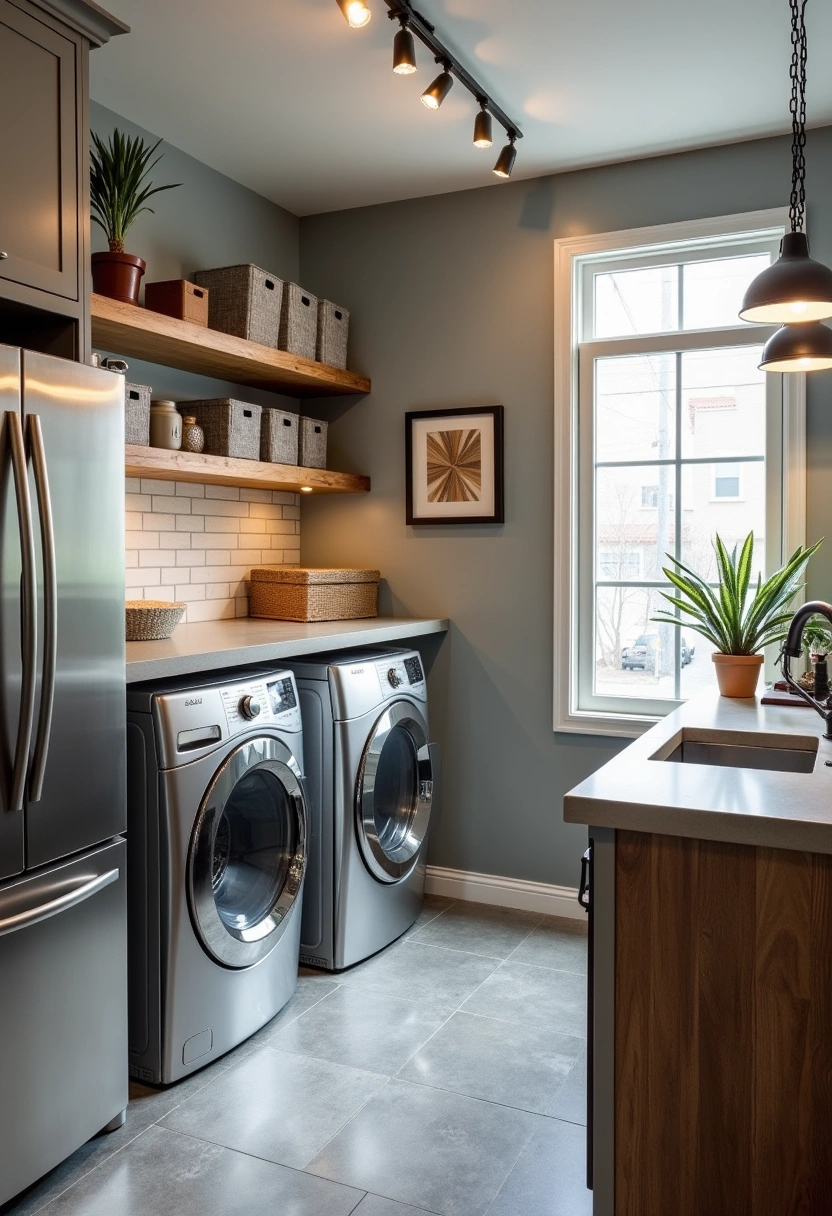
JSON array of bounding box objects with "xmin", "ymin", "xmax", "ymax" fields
[{"xmin": 621, "ymin": 632, "xmax": 696, "ymax": 669}]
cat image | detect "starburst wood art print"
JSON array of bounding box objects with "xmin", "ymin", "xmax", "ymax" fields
[{"xmin": 406, "ymin": 406, "xmax": 504, "ymax": 524}]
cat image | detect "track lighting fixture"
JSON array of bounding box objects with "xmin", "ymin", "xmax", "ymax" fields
[
  {"xmin": 739, "ymin": 0, "xmax": 832, "ymax": 361},
  {"xmin": 336, "ymin": 0, "xmax": 371, "ymax": 28},
  {"xmin": 392, "ymin": 20, "xmax": 417, "ymax": 74},
  {"xmin": 493, "ymin": 135, "xmax": 517, "ymax": 179},
  {"xmin": 342, "ymin": 0, "xmax": 522, "ymax": 182},
  {"xmin": 758, "ymin": 322, "xmax": 832, "ymax": 372},
  {"xmin": 473, "ymin": 104, "xmax": 492, "ymax": 149},
  {"xmin": 421, "ymin": 65, "xmax": 453, "ymax": 110}
]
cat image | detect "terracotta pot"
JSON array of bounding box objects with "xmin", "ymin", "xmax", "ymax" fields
[
  {"xmin": 91, "ymin": 252, "xmax": 146, "ymax": 304},
  {"xmin": 712, "ymin": 653, "xmax": 764, "ymax": 698}
]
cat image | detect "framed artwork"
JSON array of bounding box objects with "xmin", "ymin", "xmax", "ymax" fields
[{"xmin": 405, "ymin": 405, "xmax": 504, "ymax": 525}]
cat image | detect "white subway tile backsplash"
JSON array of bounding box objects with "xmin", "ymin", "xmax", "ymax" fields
[
  {"xmin": 205, "ymin": 485, "xmax": 240, "ymax": 500},
  {"xmin": 125, "ymin": 478, "xmax": 301, "ymax": 624}
]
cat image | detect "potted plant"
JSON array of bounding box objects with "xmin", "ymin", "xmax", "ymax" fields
[
  {"xmin": 651, "ymin": 531, "xmax": 822, "ymax": 698},
  {"xmin": 90, "ymin": 129, "xmax": 180, "ymax": 304}
]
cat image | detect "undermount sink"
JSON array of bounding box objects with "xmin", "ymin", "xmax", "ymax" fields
[{"xmin": 653, "ymin": 728, "xmax": 818, "ymax": 774}]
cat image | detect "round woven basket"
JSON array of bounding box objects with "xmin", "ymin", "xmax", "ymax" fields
[{"xmin": 125, "ymin": 600, "xmax": 186, "ymax": 642}]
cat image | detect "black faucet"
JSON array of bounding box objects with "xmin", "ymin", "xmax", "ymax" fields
[{"xmin": 781, "ymin": 600, "xmax": 832, "ymax": 739}]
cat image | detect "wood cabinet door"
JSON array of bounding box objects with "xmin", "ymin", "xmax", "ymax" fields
[{"xmin": 0, "ymin": 0, "xmax": 79, "ymax": 300}]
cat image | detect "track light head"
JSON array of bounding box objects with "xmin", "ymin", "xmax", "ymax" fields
[
  {"xmin": 493, "ymin": 134, "xmax": 517, "ymax": 179},
  {"xmin": 393, "ymin": 22, "xmax": 417, "ymax": 74},
  {"xmin": 421, "ymin": 67, "xmax": 453, "ymax": 110},
  {"xmin": 473, "ymin": 105, "xmax": 492, "ymax": 149},
  {"xmin": 336, "ymin": 0, "xmax": 371, "ymax": 28}
]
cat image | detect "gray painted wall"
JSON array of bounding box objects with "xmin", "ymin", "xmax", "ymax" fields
[
  {"xmin": 91, "ymin": 101, "xmax": 300, "ymax": 409},
  {"xmin": 298, "ymin": 129, "xmax": 832, "ymax": 889}
]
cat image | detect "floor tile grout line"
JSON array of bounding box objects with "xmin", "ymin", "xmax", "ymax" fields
[
  {"xmin": 383, "ymin": 1071, "xmax": 574, "ymax": 1120},
  {"xmin": 454, "ymin": 1006, "xmax": 587, "ymax": 1038},
  {"xmin": 25, "ymin": 1124, "xmax": 158, "ymax": 1216},
  {"xmin": 298, "ymin": 1077, "xmax": 394, "ymax": 1173}
]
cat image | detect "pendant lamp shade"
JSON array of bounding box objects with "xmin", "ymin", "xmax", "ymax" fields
[
  {"xmin": 759, "ymin": 320, "xmax": 832, "ymax": 372},
  {"xmin": 393, "ymin": 25, "xmax": 417, "ymax": 74},
  {"xmin": 740, "ymin": 232, "xmax": 832, "ymax": 324}
]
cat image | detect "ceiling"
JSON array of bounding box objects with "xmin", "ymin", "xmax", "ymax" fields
[{"xmin": 90, "ymin": 0, "xmax": 832, "ymax": 217}]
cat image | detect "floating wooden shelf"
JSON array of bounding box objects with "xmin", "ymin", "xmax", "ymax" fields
[
  {"xmin": 92, "ymin": 294, "xmax": 371, "ymax": 398},
  {"xmin": 125, "ymin": 445, "xmax": 371, "ymax": 495}
]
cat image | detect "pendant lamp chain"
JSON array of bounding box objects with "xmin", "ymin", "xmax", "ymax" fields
[{"xmin": 789, "ymin": 0, "xmax": 808, "ymax": 233}]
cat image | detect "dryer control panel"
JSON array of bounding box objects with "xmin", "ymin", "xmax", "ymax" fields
[
  {"xmin": 221, "ymin": 673, "xmax": 302, "ymax": 734},
  {"xmin": 375, "ymin": 654, "xmax": 425, "ymax": 699},
  {"xmin": 151, "ymin": 669, "xmax": 302, "ymax": 769}
]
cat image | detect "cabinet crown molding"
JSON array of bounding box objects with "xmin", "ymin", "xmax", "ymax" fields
[{"xmin": 28, "ymin": 0, "xmax": 128, "ymax": 45}]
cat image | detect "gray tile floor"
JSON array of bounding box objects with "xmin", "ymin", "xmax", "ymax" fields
[{"xmin": 3, "ymin": 899, "xmax": 591, "ymax": 1216}]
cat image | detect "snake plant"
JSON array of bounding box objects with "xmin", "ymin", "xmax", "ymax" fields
[
  {"xmin": 90, "ymin": 129, "xmax": 180, "ymax": 253},
  {"xmin": 651, "ymin": 531, "xmax": 823, "ymax": 656}
]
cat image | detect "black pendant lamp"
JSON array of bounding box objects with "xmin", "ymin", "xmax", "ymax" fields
[
  {"xmin": 760, "ymin": 321, "xmax": 832, "ymax": 372},
  {"xmin": 740, "ymin": 0, "xmax": 832, "ymax": 359}
]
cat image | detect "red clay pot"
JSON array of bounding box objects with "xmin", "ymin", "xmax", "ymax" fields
[{"xmin": 91, "ymin": 252, "xmax": 146, "ymax": 304}]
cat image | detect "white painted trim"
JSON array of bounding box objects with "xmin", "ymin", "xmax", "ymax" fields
[
  {"xmin": 425, "ymin": 865, "xmax": 584, "ymax": 921},
  {"xmin": 553, "ymin": 207, "xmax": 794, "ymax": 737},
  {"xmin": 783, "ymin": 372, "xmax": 808, "ymax": 556}
]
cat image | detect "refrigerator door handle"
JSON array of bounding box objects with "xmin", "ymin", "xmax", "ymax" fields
[
  {"xmin": 7, "ymin": 411, "xmax": 37, "ymax": 813},
  {"xmin": 27, "ymin": 414, "xmax": 57, "ymax": 804},
  {"xmin": 0, "ymin": 867, "xmax": 119, "ymax": 938}
]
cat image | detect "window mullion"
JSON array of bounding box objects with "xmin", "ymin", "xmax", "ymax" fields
[{"xmin": 675, "ymin": 350, "xmax": 683, "ymax": 700}]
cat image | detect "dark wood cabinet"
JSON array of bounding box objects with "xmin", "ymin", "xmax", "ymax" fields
[{"xmin": 0, "ymin": 0, "xmax": 127, "ymax": 356}]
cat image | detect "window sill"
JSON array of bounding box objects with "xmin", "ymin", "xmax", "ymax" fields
[{"xmin": 555, "ymin": 709, "xmax": 663, "ymax": 739}]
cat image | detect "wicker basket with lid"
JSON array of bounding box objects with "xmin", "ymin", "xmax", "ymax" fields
[{"xmin": 249, "ymin": 567, "xmax": 380, "ymax": 622}]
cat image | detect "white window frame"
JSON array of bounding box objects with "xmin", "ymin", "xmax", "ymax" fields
[{"xmin": 553, "ymin": 209, "xmax": 807, "ymax": 738}]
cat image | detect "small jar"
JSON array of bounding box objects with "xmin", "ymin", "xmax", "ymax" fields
[
  {"xmin": 149, "ymin": 400, "xmax": 182, "ymax": 450},
  {"xmin": 182, "ymin": 415, "xmax": 205, "ymax": 453}
]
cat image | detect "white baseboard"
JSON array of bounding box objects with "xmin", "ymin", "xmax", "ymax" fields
[{"xmin": 425, "ymin": 865, "xmax": 584, "ymax": 921}]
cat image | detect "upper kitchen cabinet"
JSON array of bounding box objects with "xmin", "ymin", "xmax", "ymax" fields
[{"xmin": 0, "ymin": 0, "xmax": 127, "ymax": 355}]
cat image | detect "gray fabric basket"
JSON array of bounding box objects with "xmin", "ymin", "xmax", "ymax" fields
[
  {"xmin": 261, "ymin": 408, "xmax": 299, "ymax": 465},
  {"xmin": 316, "ymin": 300, "xmax": 350, "ymax": 369},
  {"xmin": 298, "ymin": 416, "xmax": 328, "ymax": 469},
  {"xmin": 185, "ymin": 399, "xmax": 262, "ymax": 461},
  {"xmin": 278, "ymin": 283, "xmax": 318, "ymax": 360},
  {"xmin": 125, "ymin": 381, "xmax": 151, "ymax": 446},
  {"xmin": 193, "ymin": 264, "xmax": 283, "ymax": 348}
]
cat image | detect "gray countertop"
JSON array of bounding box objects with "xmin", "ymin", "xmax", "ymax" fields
[
  {"xmin": 126, "ymin": 616, "xmax": 449, "ymax": 683},
  {"xmin": 564, "ymin": 688, "xmax": 832, "ymax": 854}
]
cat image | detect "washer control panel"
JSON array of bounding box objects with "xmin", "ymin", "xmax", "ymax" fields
[
  {"xmin": 221, "ymin": 671, "xmax": 302, "ymax": 735},
  {"xmin": 375, "ymin": 653, "xmax": 425, "ymax": 700}
]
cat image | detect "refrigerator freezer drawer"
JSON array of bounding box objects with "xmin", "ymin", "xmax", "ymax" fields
[{"xmin": 0, "ymin": 838, "xmax": 127, "ymax": 1207}]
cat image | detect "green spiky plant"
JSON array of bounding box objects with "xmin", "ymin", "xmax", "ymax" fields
[
  {"xmin": 90, "ymin": 129, "xmax": 180, "ymax": 253},
  {"xmin": 651, "ymin": 531, "xmax": 823, "ymax": 656}
]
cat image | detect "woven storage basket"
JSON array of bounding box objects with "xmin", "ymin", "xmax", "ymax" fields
[
  {"xmin": 298, "ymin": 416, "xmax": 328, "ymax": 468},
  {"xmin": 185, "ymin": 399, "xmax": 262, "ymax": 460},
  {"xmin": 278, "ymin": 283, "xmax": 318, "ymax": 360},
  {"xmin": 124, "ymin": 382, "xmax": 151, "ymax": 446},
  {"xmin": 193, "ymin": 264, "xmax": 283, "ymax": 348},
  {"xmin": 316, "ymin": 300, "xmax": 350, "ymax": 368},
  {"xmin": 125, "ymin": 600, "xmax": 186, "ymax": 641},
  {"xmin": 145, "ymin": 279, "xmax": 209, "ymax": 327},
  {"xmin": 261, "ymin": 408, "xmax": 299, "ymax": 464},
  {"xmin": 249, "ymin": 567, "xmax": 379, "ymax": 622}
]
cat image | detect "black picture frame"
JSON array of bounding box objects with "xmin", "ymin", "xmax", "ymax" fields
[{"xmin": 405, "ymin": 405, "xmax": 504, "ymax": 525}]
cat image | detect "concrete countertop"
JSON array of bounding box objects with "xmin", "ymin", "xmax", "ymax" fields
[
  {"xmin": 126, "ymin": 616, "xmax": 449, "ymax": 684},
  {"xmin": 564, "ymin": 688, "xmax": 832, "ymax": 854}
]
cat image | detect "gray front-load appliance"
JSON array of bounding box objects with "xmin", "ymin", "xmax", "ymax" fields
[
  {"xmin": 287, "ymin": 648, "xmax": 439, "ymax": 971},
  {"xmin": 127, "ymin": 668, "xmax": 308, "ymax": 1084}
]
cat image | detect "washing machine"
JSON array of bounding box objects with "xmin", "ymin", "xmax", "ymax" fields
[
  {"xmin": 286, "ymin": 648, "xmax": 440, "ymax": 971},
  {"xmin": 126, "ymin": 667, "xmax": 308, "ymax": 1084}
]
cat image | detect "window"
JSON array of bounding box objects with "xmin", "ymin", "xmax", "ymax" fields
[
  {"xmin": 713, "ymin": 462, "xmax": 742, "ymax": 499},
  {"xmin": 554, "ymin": 210, "xmax": 806, "ymax": 736}
]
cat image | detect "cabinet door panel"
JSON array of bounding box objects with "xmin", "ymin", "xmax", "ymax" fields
[{"xmin": 0, "ymin": 0, "xmax": 78, "ymax": 299}]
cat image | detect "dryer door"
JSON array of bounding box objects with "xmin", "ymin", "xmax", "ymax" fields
[
  {"xmin": 356, "ymin": 701, "xmax": 435, "ymax": 884},
  {"xmin": 188, "ymin": 736, "xmax": 307, "ymax": 969}
]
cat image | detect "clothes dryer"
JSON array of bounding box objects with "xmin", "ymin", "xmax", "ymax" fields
[
  {"xmin": 287, "ymin": 649, "xmax": 439, "ymax": 970},
  {"xmin": 127, "ymin": 668, "xmax": 307, "ymax": 1083}
]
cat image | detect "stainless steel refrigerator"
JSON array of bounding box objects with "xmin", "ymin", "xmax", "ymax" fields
[{"xmin": 0, "ymin": 344, "xmax": 127, "ymax": 1206}]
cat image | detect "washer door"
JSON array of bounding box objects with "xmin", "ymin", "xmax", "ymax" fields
[
  {"xmin": 188, "ymin": 736, "xmax": 307, "ymax": 969},
  {"xmin": 356, "ymin": 702, "xmax": 434, "ymax": 884}
]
